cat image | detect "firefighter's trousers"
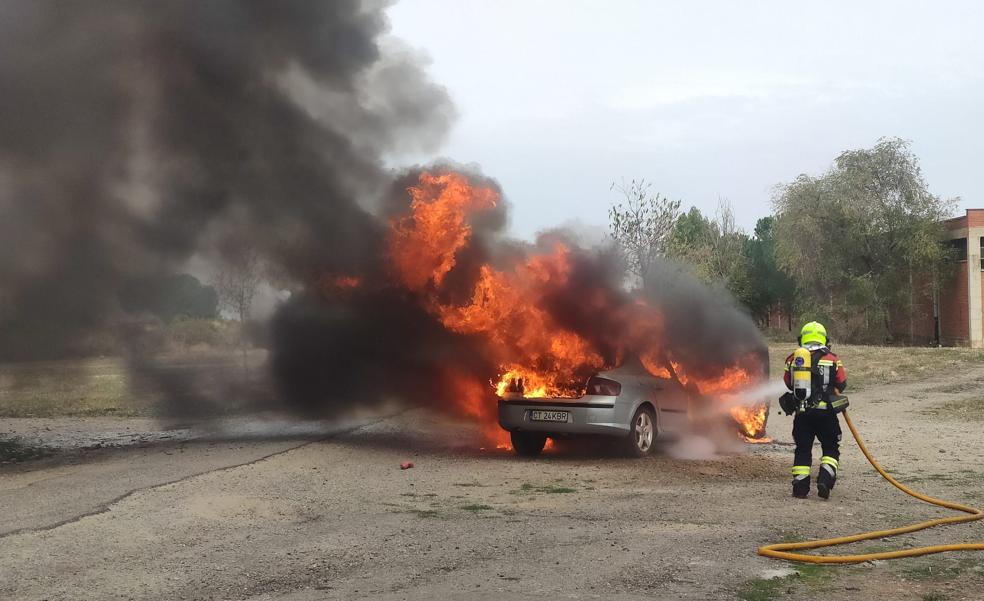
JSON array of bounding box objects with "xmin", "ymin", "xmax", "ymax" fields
[{"xmin": 791, "ymin": 410, "xmax": 842, "ymax": 488}]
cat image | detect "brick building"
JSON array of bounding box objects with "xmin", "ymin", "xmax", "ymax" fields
[
  {"xmin": 762, "ymin": 209, "xmax": 984, "ymax": 346},
  {"xmin": 916, "ymin": 209, "xmax": 984, "ymax": 347}
]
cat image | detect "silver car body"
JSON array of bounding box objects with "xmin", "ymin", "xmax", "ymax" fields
[{"xmin": 497, "ymin": 364, "xmax": 691, "ymax": 438}]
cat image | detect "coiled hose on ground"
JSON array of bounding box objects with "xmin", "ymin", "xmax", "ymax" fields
[{"xmin": 758, "ymin": 410, "xmax": 984, "ymax": 564}]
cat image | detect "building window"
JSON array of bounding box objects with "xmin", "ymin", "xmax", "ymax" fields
[
  {"xmin": 980, "ymin": 237, "xmax": 983, "ymax": 270},
  {"xmin": 947, "ymin": 237, "xmax": 967, "ymax": 261}
]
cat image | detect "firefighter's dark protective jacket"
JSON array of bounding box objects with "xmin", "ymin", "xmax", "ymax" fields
[
  {"xmin": 783, "ymin": 346, "xmax": 847, "ymax": 410},
  {"xmin": 784, "ymin": 344, "xmax": 849, "ymax": 495}
]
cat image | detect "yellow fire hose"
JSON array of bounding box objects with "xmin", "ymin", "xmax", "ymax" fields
[{"xmin": 758, "ymin": 410, "xmax": 984, "ymax": 564}]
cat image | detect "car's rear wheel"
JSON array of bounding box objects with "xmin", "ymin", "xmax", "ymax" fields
[
  {"xmin": 624, "ymin": 405, "xmax": 657, "ymax": 457},
  {"xmin": 511, "ymin": 432, "xmax": 547, "ymax": 457}
]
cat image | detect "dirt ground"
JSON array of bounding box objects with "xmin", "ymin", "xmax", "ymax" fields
[{"xmin": 2, "ymin": 351, "xmax": 984, "ymax": 600}]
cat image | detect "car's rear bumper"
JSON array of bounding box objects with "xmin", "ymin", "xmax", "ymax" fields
[{"xmin": 497, "ymin": 398, "xmax": 628, "ymax": 436}]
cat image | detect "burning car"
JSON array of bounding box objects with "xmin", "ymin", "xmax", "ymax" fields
[
  {"xmin": 497, "ymin": 357, "xmax": 771, "ymax": 456},
  {"xmin": 498, "ymin": 364, "xmax": 692, "ymax": 457},
  {"xmin": 286, "ymin": 170, "xmax": 772, "ymax": 453}
]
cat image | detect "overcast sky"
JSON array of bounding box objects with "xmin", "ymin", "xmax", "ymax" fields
[{"xmin": 387, "ymin": 0, "xmax": 984, "ymax": 240}]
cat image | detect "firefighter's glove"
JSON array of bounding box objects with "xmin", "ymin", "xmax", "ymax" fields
[
  {"xmin": 778, "ymin": 392, "xmax": 798, "ymax": 416},
  {"xmin": 828, "ymin": 393, "xmax": 850, "ymax": 414}
]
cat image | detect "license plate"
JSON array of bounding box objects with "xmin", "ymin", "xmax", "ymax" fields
[{"xmin": 529, "ymin": 410, "xmax": 569, "ymax": 423}]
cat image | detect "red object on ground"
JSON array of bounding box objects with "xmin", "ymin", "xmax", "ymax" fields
[{"xmin": 400, "ymin": 461, "xmax": 414, "ymax": 470}]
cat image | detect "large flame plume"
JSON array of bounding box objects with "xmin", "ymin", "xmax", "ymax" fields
[{"xmin": 370, "ymin": 170, "xmax": 770, "ymax": 444}]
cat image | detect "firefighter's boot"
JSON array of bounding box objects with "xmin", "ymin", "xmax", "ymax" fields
[
  {"xmin": 816, "ymin": 456, "xmax": 838, "ymax": 500},
  {"xmin": 792, "ymin": 476, "xmax": 810, "ymax": 498},
  {"xmin": 792, "ymin": 465, "xmax": 811, "ymax": 498}
]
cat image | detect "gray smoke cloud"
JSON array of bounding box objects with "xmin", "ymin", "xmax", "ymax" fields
[
  {"xmin": 0, "ymin": 0, "xmax": 453, "ymax": 361},
  {"xmin": 0, "ymin": 1, "xmax": 766, "ymax": 431},
  {"xmin": 641, "ymin": 260, "xmax": 767, "ymax": 379}
]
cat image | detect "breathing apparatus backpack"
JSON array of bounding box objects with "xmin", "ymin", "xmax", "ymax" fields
[{"xmin": 778, "ymin": 346, "xmax": 849, "ymax": 415}]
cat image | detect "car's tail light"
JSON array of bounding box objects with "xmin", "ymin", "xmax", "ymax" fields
[{"xmin": 586, "ymin": 376, "xmax": 621, "ymax": 396}]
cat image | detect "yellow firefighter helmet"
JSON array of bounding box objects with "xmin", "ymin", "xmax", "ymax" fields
[{"xmin": 799, "ymin": 321, "xmax": 828, "ymax": 346}]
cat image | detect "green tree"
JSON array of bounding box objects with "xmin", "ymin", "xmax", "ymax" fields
[
  {"xmin": 668, "ymin": 206, "xmax": 715, "ymax": 267},
  {"xmin": 667, "ymin": 202, "xmax": 753, "ymax": 306},
  {"xmin": 119, "ymin": 273, "xmax": 219, "ymax": 322},
  {"xmin": 773, "ymin": 137, "xmax": 955, "ymax": 341},
  {"xmin": 215, "ymin": 242, "xmax": 264, "ymax": 365},
  {"xmin": 707, "ymin": 201, "xmax": 752, "ymax": 305},
  {"xmin": 608, "ymin": 179, "xmax": 682, "ymax": 287},
  {"xmin": 745, "ymin": 217, "xmax": 798, "ymax": 328}
]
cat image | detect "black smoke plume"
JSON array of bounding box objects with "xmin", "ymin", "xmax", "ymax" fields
[
  {"xmin": 0, "ymin": 1, "xmax": 452, "ymax": 363},
  {"xmin": 0, "ymin": 1, "xmax": 764, "ymax": 424}
]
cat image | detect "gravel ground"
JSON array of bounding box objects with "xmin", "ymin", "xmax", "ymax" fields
[
  {"xmin": 1, "ymin": 414, "xmax": 376, "ymax": 452},
  {"xmin": 2, "ymin": 364, "xmax": 984, "ymax": 600}
]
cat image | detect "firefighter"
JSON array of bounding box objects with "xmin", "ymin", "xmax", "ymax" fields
[{"xmin": 782, "ymin": 321, "xmax": 848, "ymax": 499}]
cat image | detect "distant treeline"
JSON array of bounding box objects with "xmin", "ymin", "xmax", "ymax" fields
[{"xmin": 609, "ymin": 137, "xmax": 955, "ymax": 344}]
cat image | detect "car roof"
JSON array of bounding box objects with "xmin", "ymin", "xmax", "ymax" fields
[{"xmin": 598, "ymin": 356, "xmax": 651, "ymax": 378}]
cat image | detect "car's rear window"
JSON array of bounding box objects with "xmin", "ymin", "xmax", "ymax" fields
[{"xmin": 585, "ymin": 376, "xmax": 621, "ymax": 396}]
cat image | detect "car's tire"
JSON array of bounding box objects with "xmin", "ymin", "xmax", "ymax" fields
[
  {"xmin": 511, "ymin": 432, "xmax": 548, "ymax": 457},
  {"xmin": 623, "ymin": 405, "xmax": 657, "ymax": 457}
]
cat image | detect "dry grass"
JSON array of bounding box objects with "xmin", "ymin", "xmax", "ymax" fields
[
  {"xmin": 922, "ymin": 399, "xmax": 984, "ymax": 421},
  {"xmin": 0, "ymin": 357, "xmax": 137, "ymax": 417},
  {"xmin": 1, "ymin": 344, "xmax": 981, "ymax": 418},
  {"xmin": 0, "ymin": 351, "xmax": 267, "ymax": 418},
  {"xmin": 768, "ymin": 343, "xmax": 984, "ymax": 391}
]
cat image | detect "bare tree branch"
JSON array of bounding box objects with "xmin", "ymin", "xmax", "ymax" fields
[{"xmin": 608, "ymin": 179, "xmax": 681, "ymax": 287}]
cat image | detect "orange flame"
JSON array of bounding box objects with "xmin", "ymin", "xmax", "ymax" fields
[
  {"xmin": 446, "ymin": 369, "xmax": 510, "ymax": 448},
  {"xmin": 664, "ymin": 358, "xmax": 769, "ymax": 439},
  {"xmin": 640, "ymin": 351, "xmax": 769, "ymax": 439},
  {"xmin": 730, "ymin": 404, "xmax": 770, "ymax": 440},
  {"xmin": 388, "ymin": 172, "xmax": 498, "ymax": 292},
  {"xmin": 384, "ymin": 170, "xmax": 769, "ymax": 446},
  {"xmin": 319, "ymin": 274, "xmax": 362, "ymax": 297}
]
